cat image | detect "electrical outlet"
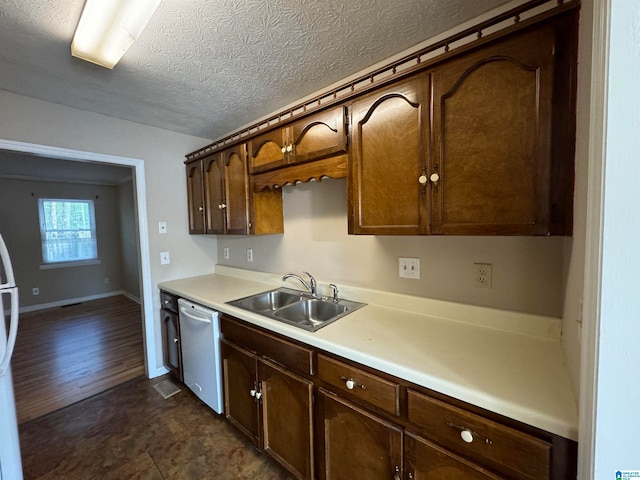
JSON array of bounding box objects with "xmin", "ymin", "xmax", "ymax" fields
[
  {"xmin": 223, "ymin": 247, "xmax": 230, "ymax": 260},
  {"xmin": 32, "ymin": 287, "xmax": 39, "ymax": 295},
  {"xmin": 399, "ymin": 257, "xmax": 420, "ymax": 279},
  {"xmin": 158, "ymin": 222, "xmax": 167, "ymax": 234},
  {"xmin": 246, "ymin": 248, "xmax": 253, "ymax": 262},
  {"xmin": 104, "ymin": 277, "xmax": 110, "ymax": 284},
  {"xmin": 160, "ymin": 251, "xmax": 171, "ymax": 265},
  {"xmin": 474, "ymin": 263, "xmax": 492, "ymax": 288}
]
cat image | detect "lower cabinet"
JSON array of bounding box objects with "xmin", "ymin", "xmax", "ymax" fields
[
  {"xmin": 220, "ymin": 314, "xmax": 576, "ymax": 480},
  {"xmin": 160, "ymin": 291, "xmax": 182, "ymax": 381},
  {"xmin": 221, "ymin": 338, "xmax": 314, "ymax": 479},
  {"xmin": 316, "ymin": 388, "xmax": 403, "ymax": 480}
]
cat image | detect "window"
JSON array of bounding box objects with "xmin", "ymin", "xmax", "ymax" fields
[{"xmin": 38, "ymin": 199, "xmax": 98, "ymax": 264}]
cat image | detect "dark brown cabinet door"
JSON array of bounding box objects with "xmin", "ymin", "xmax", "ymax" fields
[
  {"xmin": 431, "ymin": 23, "xmax": 556, "ymax": 235},
  {"xmin": 203, "ymin": 155, "xmax": 225, "ymax": 234},
  {"xmin": 186, "ymin": 160, "xmax": 205, "ymax": 234},
  {"xmin": 289, "ymin": 106, "xmax": 347, "ymax": 165},
  {"xmin": 221, "ymin": 340, "xmax": 260, "ymax": 447},
  {"xmin": 405, "ymin": 432, "xmax": 504, "ymax": 480},
  {"xmin": 248, "ymin": 129, "xmax": 288, "ymax": 174},
  {"xmin": 161, "ymin": 309, "xmax": 182, "ymax": 382},
  {"xmin": 222, "ymin": 144, "xmax": 249, "ymax": 234},
  {"xmin": 259, "ymin": 359, "xmax": 314, "ymax": 480},
  {"xmin": 317, "ymin": 388, "xmax": 403, "ymax": 480},
  {"xmin": 349, "ymin": 74, "xmax": 430, "ymax": 235}
]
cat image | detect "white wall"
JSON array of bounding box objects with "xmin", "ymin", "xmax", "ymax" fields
[
  {"xmin": 0, "ymin": 89, "xmax": 216, "ymax": 371},
  {"xmin": 593, "ymin": 0, "xmax": 640, "ymax": 475},
  {"xmin": 218, "ymin": 178, "xmax": 566, "ymax": 316}
]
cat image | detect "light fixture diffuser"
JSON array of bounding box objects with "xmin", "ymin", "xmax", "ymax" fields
[{"xmin": 71, "ymin": 0, "xmax": 161, "ymax": 69}]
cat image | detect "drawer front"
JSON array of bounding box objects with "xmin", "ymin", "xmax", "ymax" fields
[
  {"xmin": 220, "ymin": 315, "xmax": 314, "ymax": 376},
  {"xmin": 407, "ymin": 389, "xmax": 550, "ymax": 480},
  {"xmin": 160, "ymin": 291, "xmax": 178, "ymax": 313},
  {"xmin": 317, "ymin": 354, "xmax": 400, "ymax": 415}
]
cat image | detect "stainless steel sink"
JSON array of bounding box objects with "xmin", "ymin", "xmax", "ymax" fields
[
  {"xmin": 226, "ymin": 287, "xmax": 366, "ymax": 332},
  {"xmin": 231, "ymin": 289, "xmax": 302, "ymax": 312}
]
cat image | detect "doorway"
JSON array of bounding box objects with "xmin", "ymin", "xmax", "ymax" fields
[{"xmin": 0, "ymin": 138, "xmax": 156, "ymax": 384}]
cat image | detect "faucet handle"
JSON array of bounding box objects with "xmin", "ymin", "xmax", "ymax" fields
[
  {"xmin": 303, "ymin": 271, "xmax": 317, "ymax": 294},
  {"xmin": 329, "ymin": 284, "xmax": 339, "ymax": 303}
]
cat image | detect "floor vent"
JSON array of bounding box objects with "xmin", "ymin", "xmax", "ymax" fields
[{"xmin": 153, "ymin": 379, "xmax": 181, "ymax": 399}]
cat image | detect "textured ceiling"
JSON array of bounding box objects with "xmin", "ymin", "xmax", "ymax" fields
[{"xmin": 0, "ymin": 0, "xmax": 512, "ymax": 141}]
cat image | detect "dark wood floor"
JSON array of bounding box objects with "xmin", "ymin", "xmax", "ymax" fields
[
  {"xmin": 19, "ymin": 375, "xmax": 290, "ymax": 480},
  {"xmin": 12, "ymin": 295, "xmax": 145, "ymax": 424}
]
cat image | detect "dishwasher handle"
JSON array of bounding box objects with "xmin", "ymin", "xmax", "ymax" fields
[{"xmin": 178, "ymin": 300, "xmax": 215, "ymax": 324}]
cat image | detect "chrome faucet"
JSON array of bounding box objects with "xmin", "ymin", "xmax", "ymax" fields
[{"xmin": 282, "ymin": 271, "xmax": 317, "ymax": 296}]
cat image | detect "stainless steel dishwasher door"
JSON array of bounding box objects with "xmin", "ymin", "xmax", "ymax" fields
[{"xmin": 177, "ymin": 299, "xmax": 223, "ymax": 414}]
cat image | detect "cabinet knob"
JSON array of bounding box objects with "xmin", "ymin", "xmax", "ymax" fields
[
  {"xmin": 173, "ymin": 338, "xmax": 178, "ymax": 343},
  {"xmin": 286, "ymin": 144, "xmax": 293, "ymax": 153},
  {"xmin": 418, "ymin": 174, "xmax": 428, "ymax": 185},
  {"xmin": 461, "ymin": 429, "xmax": 474, "ymax": 443},
  {"xmin": 218, "ymin": 203, "xmax": 227, "ymax": 210},
  {"xmin": 250, "ymin": 388, "xmax": 256, "ymax": 397},
  {"xmin": 281, "ymin": 146, "xmax": 287, "ymax": 154},
  {"xmin": 393, "ymin": 465, "xmax": 401, "ymax": 480},
  {"xmin": 340, "ymin": 376, "xmax": 366, "ymax": 390},
  {"xmin": 430, "ymin": 173, "xmax": 440, "ymax": 183},
  {"xmin": 255, "ymin": 391, "xmax": 262, "ymax": 400},
  {"xmin": 198, "ymin": 205, "xmax": 204, "ymax": 212}
]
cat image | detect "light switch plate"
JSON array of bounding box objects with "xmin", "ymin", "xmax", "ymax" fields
[
  {"xmin": 246, "ymin": 248, "xmax": 253, "ymax": 262},
  {"xmin": 399, "ymin": 257, "xmax": 420, "ymax": 279},
  {"xmin": 223, "ymin": 247, "xmax": 230, "ymax": 260}
]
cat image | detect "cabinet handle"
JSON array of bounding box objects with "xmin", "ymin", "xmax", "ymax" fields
[
  {"xmin": 218, "ymin": 203, "xmax": 227, "ymax": 210},
  {"xmin": 429, "ymin": 172, "xmax": 440, "ymax": 187},
  {"xmin": 340, "ymin": 376, "xmax": 366, "ymax": 390},
  {"xmin": 446, "ymin": 422, "xmax": 492, "ymax": 444},
  {"xmin": 393, "ymin": 465, "xmax": 401, "ymax": 480}
]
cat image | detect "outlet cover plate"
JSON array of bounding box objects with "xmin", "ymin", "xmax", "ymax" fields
[
  {"xmin": 399, "ymin": 257, "xmax": 420, "ymax": 279},
  {"xmin": 474, "ymin": 263, "xmax": 492, "ymax": 288}
]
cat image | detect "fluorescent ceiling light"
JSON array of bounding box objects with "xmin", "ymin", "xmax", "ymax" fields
[{"xmin": 71, "ymin": 0, "xmax": 161, "ymax": 69}]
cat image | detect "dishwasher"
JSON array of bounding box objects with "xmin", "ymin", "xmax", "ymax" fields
[{"xmin": 177, "ymin": 299, "xmax": 223, "ymax": 414}]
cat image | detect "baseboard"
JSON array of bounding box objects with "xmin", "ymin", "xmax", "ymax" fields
[
  {"xmin": 19, "ymin": 290, "xmax": 137, "ymax": 314},
  {"xmin": 121, "ymin": 291, "xmax": 141, "ymax": 304}
]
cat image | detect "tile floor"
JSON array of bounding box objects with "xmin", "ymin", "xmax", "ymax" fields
[{"xmin": 19, "ymin": 375, "xmax": 290, "ymax": 480}]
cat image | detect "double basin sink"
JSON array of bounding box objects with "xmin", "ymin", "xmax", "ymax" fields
[{"xmin": 226, "ymin": 287, "xmax": 366, "ymax": 332}]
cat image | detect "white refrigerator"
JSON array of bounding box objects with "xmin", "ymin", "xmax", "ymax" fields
[{"xmin": 0, "ymin": 233, "xmax": 23, "ymax": 480}]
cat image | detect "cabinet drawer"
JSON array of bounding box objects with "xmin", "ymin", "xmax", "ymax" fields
[
  {"xmin": 160, "ymin": 291, "xmax": 178, "ymax": 313},
  {"xmin": 220, "ymin": 315, "xmax": 314, "ymax": 376},
  {"xmin": 407, "ymin": 389, "xmax": 550, "ymax": 480},
  {"xmin": 317, "ymin": 354, "xmax": 400, "ymax": 415}
]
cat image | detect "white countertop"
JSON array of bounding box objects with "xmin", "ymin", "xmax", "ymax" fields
[{"xmin": 158, "ymin": 266, "xmax": 578, "ymax": 441}]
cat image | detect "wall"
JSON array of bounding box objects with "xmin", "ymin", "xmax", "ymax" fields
[
  {"xmin": 118, "ymin": 178, "xmax": 140, "ymax": 300},
  {"xmin": 593, "ymin": 0, "xmax": 640, "ymax": 474},
  {"xmin": 0, "ymin": 89, "xmax": 216, "ymax": 373},
  {"xmin": 0, "ymin": 178, "xmax": 125, "ymax": 308},
  {"xmin": 217, "ymin": 178, "xmax": 565, "ymax": 317}
]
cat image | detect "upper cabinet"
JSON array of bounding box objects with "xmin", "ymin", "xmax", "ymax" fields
[
  {"xmin": 348, "ymin": 75, "xmax": 430, "ymax": 235},
  {"xmin": 349, "ymin": 19, "xmax": 576, "ymax": 236},
  {"xmin": 430, "ymin": 21, "xmax": 572, "ymax": 235},
  {"xmin": 187, "ymin": 8, "xmax": 577, "ymax": 237},
  {"xmin": 186, "ymin": 144, "xmax": 284, "ymax": 235},
  {"xmin": 249, "ymin": 106, "xmax": 348, "ymax": 175}
]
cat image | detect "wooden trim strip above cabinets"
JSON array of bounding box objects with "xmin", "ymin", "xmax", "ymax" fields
[{"xmin": 185, "ymin": 0, "xmax": 580, "ymax": 162}]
